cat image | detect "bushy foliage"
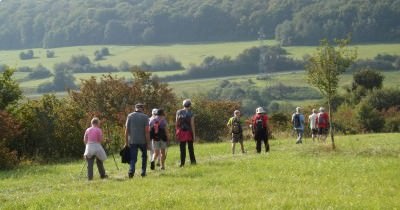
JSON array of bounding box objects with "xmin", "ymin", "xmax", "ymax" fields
[
  {"xmin": 356, "ymin": 101, "xmax": 385, "ymax": 133},
  {"xmin": 352, "ymin": 69, "xmax": 384, "ymax": 90},
  {"xmin": 69, "ymin": 69, "xmax": 177, "ymax": 149},
  {"xmin": 11, "ymin": 95, "xmax": 85, "ymax": 160},
  {"xmin": 334, "ymin": 103, "xmax": 360, "ymax": 134},
  {"xmin": 27, "ymin": 65, "xmax": 52, "ymax": 80},
  {"xmin": 46, "ymin": 50, "xmax": 55, "ymax": 58},
  {"xmin": 140, "ymin": 55, "xmax": 183, "ymax": 71},
  {"xmin": 0, "ymin": 67, "xmax": 22, "ymax": 110},
  {"xmin": 19, "ymin": 50, "xmax": 34, "ymax": 60},
  {"xmin": 0, "ymin": 111, "xmax": 21, "ymax": 169},
  {"xmin": 37, "ymin": 66, "xmax": 77, "ymax": 93},
  {"xmin": 191, "ymin": 96, "xmax": 240, "ymax": 142},
  {"xmin": 164, "ymin": 46, "xmax": 304, "ymax": 81},
  {"xmin": 268, "ymin": 112, "xmax": 291, "ymax": 137}
]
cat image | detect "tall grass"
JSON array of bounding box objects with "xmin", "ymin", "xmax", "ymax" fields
[{"xmin": 1, "ymin": 133, "xmax": 399, "ymax": 209}]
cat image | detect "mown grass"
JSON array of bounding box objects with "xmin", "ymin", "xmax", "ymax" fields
[{"xmin": 1, "ymin": 133, "xmax": 399, "ymax": 209}]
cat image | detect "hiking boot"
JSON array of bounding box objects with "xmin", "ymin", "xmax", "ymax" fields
[
  {"xmin": 141, "ymin": 173, "xmax": 146, "ymax": 177},
  {"xmin": 128, "ymin": 172, "xmax": 134, "ymax": 178},
  {"xmin": 156, "ymin": 162, "xmax": 161, "ymax": 167},
  {"xmin": 100, "ymin": 174, "xmax": 108, "ymax": 179},
  {"xmin": 161, "ymin": 167, "xmax": 165, "ymax": 170},
  {"xmin": 150, "ymin": 161, "xmax": 155, "ymax": 170}
]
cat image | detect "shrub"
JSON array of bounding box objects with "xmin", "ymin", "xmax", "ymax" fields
[
  {"xmin": 0, "ymin": 111, "xmax": 21, "ymax": 169},
  {"xmin": 19, "ymin": 50, "xmax": 34, "ymax": 60},
  {"xmin": 334, "ymin": 103, "xmax": 360, "ymax": 134},
  {"xmin": 46, "ymin": 50, "xmax": 55, "ymax": 58},
  {"xmin": 382, "ymin": 107, "xmax": 400, "ymax": 132},
  {"xmin": 356, "ymin": 101, "xmax": 385, "ymax": 132},
  {"xmin": 27, "ymin": 65, "xmax": 52, "ymax": 80},
  {"xmin": 191, "ymin": 96, "xmax": 240, "ymax": 142}
]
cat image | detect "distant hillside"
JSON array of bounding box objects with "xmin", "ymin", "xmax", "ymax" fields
[{"xmin": 0, "ymin": 0, "xmax": 399, "ymax": 49}]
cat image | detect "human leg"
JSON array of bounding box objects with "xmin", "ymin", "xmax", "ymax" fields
[
  {"xmin": 264, "ymin": 136, "xmax": 270, "ymax": 153},
  {"xmin": 188, "ymin": 141, "xmax": 196, "ymax": 164},
  {"xmin": 256, "ymin": 138, "xmax": 262, "ymax": 153},
  {"xmin": 95, "ymin": 157, "xmax": 107, "ymax": 178},
  {"xmin": 129, "ymin": 144, "xmax": 139, "ymax": 177},
  {"xmin": 232, "ymin": 142, "xmax": 236, "ymax": 154},
  {"xmin": 139, "ymin": 144, "xmax": 148, "ymax": 176},
  {"xmin": 86, "ymin": 156, "xmax": 95, "ymax": 180},
  {"xmin": 179, "ymin": 141, "xmax": 186, "ymax": 167}
]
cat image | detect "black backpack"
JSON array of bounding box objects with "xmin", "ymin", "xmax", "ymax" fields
[
  {"xmin": 231, "ymin": 118, "xmax": 242, "ymax": 134},
  {"xmin": 176, "ymin": 110, "xmax": 191, "ymax": 131},
  {"xmin": 254, "ymin": 115, "xmax": 265, "ymax": 133},
  {"xmin": 293, "ymin": 114, "xmax": 301, "ymax": 128}
]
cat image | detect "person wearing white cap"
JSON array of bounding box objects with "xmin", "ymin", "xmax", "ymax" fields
[
  {"xmin": 292, "ymin": 107, "xmax": 305, "ymax": 144},
  {"xmin": 251, "ymin": 107, "xmax": 270, "ymax": 153},
  {"xmin": 316, "ymin": 107, "xmax": 329, "ymax": 143},
  {"xmin": 176, "ymin": 99, "xmax": 196, "ymax": 167},
  {"xmin": 149, "ymin": 108, "xmax": 159, "ymax": 167}
]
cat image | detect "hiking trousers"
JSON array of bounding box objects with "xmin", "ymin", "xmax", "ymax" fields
[
  {"xmin": 180, "ymin": 141, "xmax": 196, "ymax": 166},
  {"xmin": 87, "ymin": 156, "xmax": 106, "ymax": 180}
]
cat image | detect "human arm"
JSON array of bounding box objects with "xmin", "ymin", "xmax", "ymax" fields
[
  {"xmin": 191, "ymin": 116, "xmax": 196, "ymax": 141},
  {"xmin": 124, "ymin": 126, "xmax": 129, "ymax": 147}
]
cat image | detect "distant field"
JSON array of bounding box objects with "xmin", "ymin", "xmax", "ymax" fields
[
  {"xmin": 4, "ymin": 40, "xmax": 399, "ymax": 97},
  {"xmin": 2, "ymin": 40, "xmax": 400, "ymax": 70}
]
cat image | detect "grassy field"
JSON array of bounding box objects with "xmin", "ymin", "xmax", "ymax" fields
[
  {"xmin": 2, "ymin": 40, "xmax": 400, "ymax": 70},
  {"xmin": 1, "ymin": 133, "xmax": 399, "ymax": 209}
]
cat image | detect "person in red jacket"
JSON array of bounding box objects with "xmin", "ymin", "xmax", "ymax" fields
[
  {"xmin": 251, "ymin": 107, "xmax": 269, "ymax": 153},
  {"xmin": 316, "ymin": 107, "xmax": 329, "ymax": 143}
]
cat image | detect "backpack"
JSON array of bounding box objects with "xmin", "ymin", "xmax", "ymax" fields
[
  {"xmin": 293, "ymin": 114, "xmax": 301, "ymax": 128},
  {"xmin": 254, "ymin": 115, "xmax": 265, "ymax": 133},
  {"xmin": 176, "ymin": 110, "xmax": 191, "ymax": 131},
  {"xmin": 150, "ymin": 120, "xmax": 160, "ymax": 140},
  {"xmin": 231, "ymin": 117, "xmax": 242, "ymax": 134},
  {"xmin": 318, "ymin": 113, "xmax": 326, "ymax": 125}
]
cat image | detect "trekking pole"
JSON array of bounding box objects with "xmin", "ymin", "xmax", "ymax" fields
[
  {"xmin": 79, "ymin": 159, "xmax": 87, "ymax": 179},
  {"xmin": 105, "ymin": 123, "xmax": 119, "ymax": 171}
]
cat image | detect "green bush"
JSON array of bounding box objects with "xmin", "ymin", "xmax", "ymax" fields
[
  {"xmin": 191, "ymin": 97, "xmax": 240, "ymax": 142},
  {"xmin": 334, "ymin": 103, "xmax": 360, "ymax": 134},
  {"xmin": 357, "ymin": 101, "xmax": 385, "ymax": 133}
]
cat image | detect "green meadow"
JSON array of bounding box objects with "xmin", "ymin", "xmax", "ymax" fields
[
  {"xmin": 2, "ymin": 40, "xmax": 400, "ymax": 69},
  {"xmin": 0, "ymin": 133, "xmax": 399, "ymax": 209}
]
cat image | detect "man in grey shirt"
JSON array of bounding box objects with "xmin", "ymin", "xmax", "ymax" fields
[{"xmin": 125, "ymin": 103, "xmax": 150, "ymax": 178}]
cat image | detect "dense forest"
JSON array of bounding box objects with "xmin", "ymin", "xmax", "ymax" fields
[{"xmin": 0, "ymin": 0, "xmax": 399, "ymax": 49}]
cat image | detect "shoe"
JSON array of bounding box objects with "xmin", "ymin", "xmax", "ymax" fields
[
  {"xmin": 191, "ymin": 161, "xmax": 197, "ymax": 165},
  {"xmin": 156, "ymin": 162, "xmax": 160, "ymax": 167},
  {"xmin": 179, "ymin": 164, "xmax": 184, "ymax": 168},
  {"xmin": 128, "ymin": 172, "xmax": 134, "ymax": 178},
  {"xmin": 150, "ymin": 161, "xmax": 155, "ymax": 170},
  {"xmin": 141, "ymin": 173, "xmax": 146, "ymax": 177},
  {"xmin": 161, "ymin": 167, "xmax": 165, "ymax": 170},
  {"xmin": 100, "ymin": 174, "xmax": 108, "ymax": 179}
]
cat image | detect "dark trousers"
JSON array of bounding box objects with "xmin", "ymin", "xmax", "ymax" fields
[
  {"xmin": 129, "ymin": 144, "xmax": 147, "ymax": 176},
  {"xmin": 87, "ymin": 156, "xmax": 106, "ymax": 180},
  {"xmin": 180, "ymin": 141, "xmax": 196, "ymax": 166},
  {"xmin": 255, "ymin": 130, "xmax": 269, "ymax": 153}
]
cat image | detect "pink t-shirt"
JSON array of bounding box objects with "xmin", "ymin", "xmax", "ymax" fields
[{"xmin": 84, "ymin": 126, "xmax": 103, "ymax": 143}]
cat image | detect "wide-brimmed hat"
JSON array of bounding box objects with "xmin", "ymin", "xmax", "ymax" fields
[{"xmin": 256, "ymin": 107, "xmax": 266, "ymax": 114}]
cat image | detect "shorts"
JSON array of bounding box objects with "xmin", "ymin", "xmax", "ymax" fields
[
  {"xmin": 318, "ymin": 128, "xmax": 329, "ymax": 135},
  {"xmin": 153, "ymin": 140, "xmax": 168, "ymax": 150},
  {"xmin": 311, "ymin": 128, "xmax": 318, "ymax": 135},
  {"xmin": 231, "ymin": 133, "xmax": 243, "ymax": 143}
]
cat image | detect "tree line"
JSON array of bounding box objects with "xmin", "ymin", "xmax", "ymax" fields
[{"xmin": 0, "ymin": 0, "xmax": 399, "ymax": 49}]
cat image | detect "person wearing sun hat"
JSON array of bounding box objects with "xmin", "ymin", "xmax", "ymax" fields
[{"xmin": 251, "ymin": 107, "xmax": 270, "ymax": 153}]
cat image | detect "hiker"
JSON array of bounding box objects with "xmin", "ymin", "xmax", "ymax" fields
[
  {"xmin": 251, "ymin": 107, "xmax": 270, "ymax": 153},
  {"xmin": 317, "ymin": 107, "xmax": 329, "ymax": 143},
  {"xmin": 226, "ymin": 110, "xmax": 246, "ymax": 154},
  {"xmin": 83, "ymin": 117, "xmax": 108, "ymax": 180},
  {"xmin": 124, "ymin": 103, "xmax": 150, "ymax": 178},
  {"xmin": 149, "ymin": 108, "xmax": 160, "ymax": 167},
  {"xmin": 308, "ymin": 109, "xmax": 318, "ymax": 142},
  {"xmin": 150, "ymin": 109, "xmax": 169, "ymax": 170},
  {"xmin": 291, "ymin": 107, "xmax": 305, "ymax": 144},
  {"xmin": 176, "ymin": 99, "xmax": 197, "ymax": 167}
]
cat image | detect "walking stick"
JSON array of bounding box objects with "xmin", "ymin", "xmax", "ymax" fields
[{"xmin": 105, "ymin": 123, "xmax": 119, "ymax": 171}]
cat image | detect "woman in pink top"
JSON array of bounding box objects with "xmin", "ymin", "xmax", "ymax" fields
[{"xmin": 83, "ymin": 117, "xmax": 108, "ymax": 180}]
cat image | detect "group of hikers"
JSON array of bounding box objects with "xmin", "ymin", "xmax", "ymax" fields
[{"xmin": 82, "ymin": 99, "xmax": 330, "ymax": 180}]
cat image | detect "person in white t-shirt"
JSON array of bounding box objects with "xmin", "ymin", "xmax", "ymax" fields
[{"xmin": 308, "ymin": 109, "xmax": 318, "ymax": 142}]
